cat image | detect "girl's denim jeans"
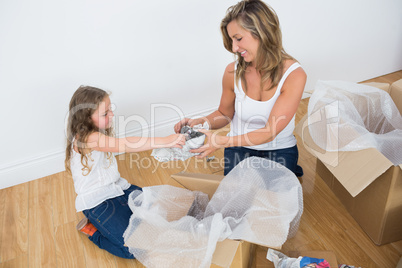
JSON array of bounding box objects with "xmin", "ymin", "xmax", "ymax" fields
[
  {"xmin": 83, "ymin": 184, "xmax": 142, "ymax": 259},
  {"xmin": 223, "ymin": 144, "xmax": 303, "ymax": 177}
]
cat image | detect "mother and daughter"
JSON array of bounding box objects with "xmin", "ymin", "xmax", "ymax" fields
[{"xmin": 65, "ymin": 0, "xmax": 306, "ymax": 259}]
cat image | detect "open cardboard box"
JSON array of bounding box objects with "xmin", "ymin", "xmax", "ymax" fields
[
  {"xmin": 167, "ymin": 172, "xmax": 281, "ymax": 268},
  {"xmin": 296, "ymin": 81, "xmax": 402, "ymax": 245},
  {"xmin": 388, "ymin": 79, "xmax": 402, "ymax": 113}
]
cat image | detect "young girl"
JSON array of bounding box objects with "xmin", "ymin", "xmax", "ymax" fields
[{"xmin": 65, "ymin": 86, "xmax": 185, "ymax": 259}]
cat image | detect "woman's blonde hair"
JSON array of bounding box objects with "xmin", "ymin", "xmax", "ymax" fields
[
  {"xmin": 65, "ymin": 86, "xmax": 113, "ymax": 175},
  {"xmin": 220, "ymin": 0, "xmax": 294, "ymax": 91}
]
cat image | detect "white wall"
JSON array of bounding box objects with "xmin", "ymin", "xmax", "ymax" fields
[{"xmin": 1, "ymin": 0, "xmax": 401, "ymax": 189}]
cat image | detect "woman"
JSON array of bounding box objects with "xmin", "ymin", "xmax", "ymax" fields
[{"xmin": 175, "ymin": 0, "xmax": 306, "ymax": 176}]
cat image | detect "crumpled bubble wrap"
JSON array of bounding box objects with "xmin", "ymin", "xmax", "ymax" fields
[
  {"xmin": 123, "ymin": 157, "xmax": 303, "ymax": 268},
  {"xmin": 307, "ymin": 80, "xmax": 402, "ymax": 166},
  {"xmin": 266, "ymin": 249, "xmax": 303, "ymax": 268},
  {"xmin": 151, "ymin": 122, "xmax": 208, "ymax": 162}
]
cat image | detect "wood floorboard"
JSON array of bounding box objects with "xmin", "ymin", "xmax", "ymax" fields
[
  {"xmin": 52, "ymin": 172, "xmax": 78, "ymax": 227},
  {"xmin": 0, "ymin": 70, "xmax": 401, "ymax": 267},
  {"xmin": 0, "ymin": 187, "xmax": 4, "ymax": 263},
  {"xmin": 0, "ymin": 254, "xmax": 28, "ymax": 268},
  {"xmin": 80, "ymin": 231, "xmax": 117, "ymax": 268},
  {"xmin": 360, "ymin": 70, "xmax": 402, "ymax": 84},
  {"xmin": 54, "ymin": 221, "xmax": 86, "ymax": 268},
  {"xmin": 28, "ymin": 176, "xmax": 57, "ymax": 267},
  {"xmin": 392, "ymin": 240, "xmax": 402, "ymax": 255},
  {"xmin": 0, "ymin": 183, "xmax": 29, "ymax": 263}
]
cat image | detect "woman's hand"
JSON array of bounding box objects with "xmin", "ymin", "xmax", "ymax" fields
[
  {"xmin": 190, "ymin": 129, "xmax": 229, "ymax": 158},
  {"xmin": 162, "ymin": 134, "xmax": 186, "ymax": 149},
  {"xmin": 174, "ymin": 118, "xmax": 205, "ymax": 133}
]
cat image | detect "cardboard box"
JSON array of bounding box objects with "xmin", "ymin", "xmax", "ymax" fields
[
  {"xmin": 168, "ymin": 172, "xmax": 260, "ymax": 268},
  {"xmin": 296, "ymin": 82, "xmax": 402, "ymax": 245},
  {"xmin": 362, "ymin": 82, "xmax": 390, "ymax": 93},
  {"xmin": 316, "ymin": 159, "xmax": 402, "ymax": 245},
  {"xmin": 362, "ymin": 80, "xmax": 402, "ymax": 114},
  {"xmin": 390, "ymin": 79, "xmax": 402, "ymax": 114},
  {"xmin": 397, "ymin": 257, "xmax": 402, "ymax": 268}
]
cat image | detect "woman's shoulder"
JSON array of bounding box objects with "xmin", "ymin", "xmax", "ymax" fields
[
  {"xmin": 222, "ymin": 62, "xmax": 236, "ymax": 91},
  {"xmin": 280, "ymin": 59, "xmax": 306, "ymax": 93},
  {"xmin": 223, "ymin": 62, "xmax": 236, "ymax": 80},
  {"xmin": 225, "ymin": 61, "xmax": 236, "ymax": 73},
  {"xmin": 283, "ymin": 59, "xmax": 298, "ymax": 71},
  {"xmin": 283, "ymin": 59, "xmax": 306, "ymax": 78}
]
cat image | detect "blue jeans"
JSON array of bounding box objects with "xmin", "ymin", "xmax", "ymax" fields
[
  {"xmin": 224, "ymin": 145, "xmax": 303, "ymax": 177},
  {"xmin": 83, "ymin": 184, "xmax": 142, "ymax": 259}
]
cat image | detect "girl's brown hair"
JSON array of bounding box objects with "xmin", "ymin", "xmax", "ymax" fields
[
  {"xmin": 65, "ymin": 86, "xmax": 113, "ymax": 175},
  {"xmin": 220, "ymin": 0, "xmax": 295, "ymax": 92}
]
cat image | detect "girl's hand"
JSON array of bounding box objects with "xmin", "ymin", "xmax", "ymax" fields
[
  {"xmin": 174, "ymin": 118, "xmax": 205, "ymax": 133},
  {"xmin": 163, "ymin": 134, "xmax": 186, "ymax": 148},
  {"xmin": 190, "ymin": 129, "xmax": 228, "ymax": 158}
]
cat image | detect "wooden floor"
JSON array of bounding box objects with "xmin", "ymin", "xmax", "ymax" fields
[{"xmin": 1, "ymin": 71, "xmax": 402, "ymax": 268}]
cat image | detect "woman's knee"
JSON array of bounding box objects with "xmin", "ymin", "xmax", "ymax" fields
[{"xmin": 224, "ymin": 147, "xmax": 253, "ymax": 175}]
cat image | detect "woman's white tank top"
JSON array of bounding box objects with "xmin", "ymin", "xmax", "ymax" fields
[{"xmin": 227, "ymin": 62, "xmax": 301, "ymax": 150}]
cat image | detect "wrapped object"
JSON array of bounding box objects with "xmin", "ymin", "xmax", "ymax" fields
[
  {"xmin": 267, "ymin": 249, "xmax": 331, "ymax": 268},
  {"xmin": 151, "ymin": 122, "xmax": 208, "ymax": 162}
]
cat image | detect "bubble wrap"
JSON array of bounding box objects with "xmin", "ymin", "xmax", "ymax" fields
[
  {"xmin": 123, "ymin": 157, "xmax": 303, "ymax": 268},
  {"xmin": 151, "ymin": 122, "xmax": 209, "ymax": 162},
  {"xmin": 307, "ymin": 80, "xmax": 402, "ymax": 166},
  {"xmin": 266, "ymin": 249, "xmax": 302, "ymax": 268}
]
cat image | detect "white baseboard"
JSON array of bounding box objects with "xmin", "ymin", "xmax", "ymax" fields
[
  {"xmin": 0, "ymin": 106, "xmax": 217, "ymax": 190},
  {"xmin": 0, "ymin": 151, "xmax": 66, "ymax": 189}
]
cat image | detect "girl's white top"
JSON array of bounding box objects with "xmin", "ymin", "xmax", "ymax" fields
[
  {"xmin": 71, "ymin": 148, "xmax": 130, "ymax": 212},
  {"xmin": 228, "ymin": 62, "xmax": 301, "ymax": 150}
]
